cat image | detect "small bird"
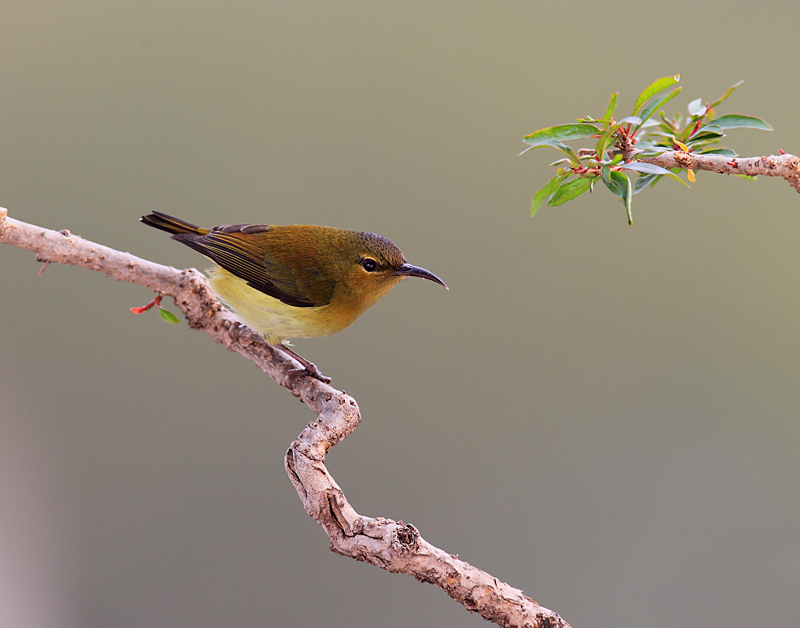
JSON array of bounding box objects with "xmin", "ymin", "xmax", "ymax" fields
[{"xmin": 140, "ymin": 211, "xmax": 447, "ymax": 382}]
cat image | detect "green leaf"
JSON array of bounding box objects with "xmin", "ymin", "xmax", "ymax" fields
[
  {"xmin": 623, "ymin": 173, "xmax": 633, "ymax": 225},
  {"xmin": 685, "ymin": 139, "xmax": 721, "ymax": 152},
  {"xmin": 601, "ymin": 164, "xmax": 612, "ymax": 186},
  {"xmin": 603, "ymin": 92, "xmax": 618, "ymax": 122},
  {"xmin": 707, "ymin": 114, "xmax": 772, "ymax": 131},
  {"xmin": 159, "ymin": 307, "xmax": 180, "ymax": 324},
  {"xmin": 698, "ymin": 147, "xmax": 738, "ymax": 156},
  {"xmin": 708, "ymin": 80, "xmax": 744, "ymax": 110},
  {"xmin": 686, "ymin": 125, "xmax": 725, "ymax": 145},
  {"xmin": 621, "ymin": 162, "xmax": 669, "ymax": 175},
  {"xmin": 688, "ymin": 136, "xmax": 725, "ymax": 147},
  {"xmin": 531, "ymin": 173, "xmax": 566, "ymax": 217},
  {"xmin": 603, "ymin": 169, "xmax": 634, "ymax": 223},
  {"xmin": 691, "ymin": 124, "xmax": 723, "ymax": 137},
  {"xmin": 619, "ymin": 116, "xmax": 642, "ymax": 126},
  {"xmin": 633, "ymin": 75, "xmax": 680, "ymax": 117},
  {"xmin": 677, "ymin": 123, "xmax": 695, "ymax": 143},
  {"xmin": 604, "ymin": 171, "xmax": 634, "ymax": 224},
  {"xmin": 620, "ymin": 161, "xmax": 690, "ymax": 186},
  {"xmin": 636, "ymin": 87, "xmax": 682, "ymax": 129},
  {"xmin": 635, "ymin": 147, "xmax": 671, "ymax": 158},
  {"xmin": 547, "ymin": 176, "xmax": 593, "ymax": 206},
  {"xmin": 633, "ymin": 173, "xmax": 660, "ymax": 193},
  {"xmin": 549, "ymin": 141, "xmax": 582, "ymax": 167},
  {"xmin": 595, "ymin": 124, "xmax": 621, "ymax": 160},
  {"xmin": 602, "ymin": 167, "xmax": 625, "ymax": 198},
  {"xmin": 523, "ymin": 123, "xmax": 601, "ymax": 147},
  {"xmin": 519, "ymin": 140, "xmax": 581, "ymax": 166}
]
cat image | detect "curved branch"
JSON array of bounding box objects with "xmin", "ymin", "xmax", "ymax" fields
[{"xmin": 0, "ymin": 207, "xmax": 570, "ymax": 628}]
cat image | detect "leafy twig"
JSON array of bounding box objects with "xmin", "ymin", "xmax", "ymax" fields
[{"xmin": 521, "ymin": 75, "xmax": 786, "ymax": 223}]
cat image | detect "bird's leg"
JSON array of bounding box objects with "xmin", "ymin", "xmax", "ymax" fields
[{"xmin": 274, "ymin": 344, "xmax": 332, "ymax": 384}]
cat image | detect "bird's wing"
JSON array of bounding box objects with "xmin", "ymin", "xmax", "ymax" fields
[{"xmin": 172, "ymin": 225, "xmax": 320, "ymax": 308}]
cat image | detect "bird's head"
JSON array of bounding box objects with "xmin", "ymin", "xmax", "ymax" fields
[{"xmin": 332, "ymin": 230, "xmax": 447, "ymax": 310}]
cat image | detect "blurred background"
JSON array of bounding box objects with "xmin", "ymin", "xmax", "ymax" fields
[{"xmin": 1, "ymin": 1, "xmax": 799, "ymax": 626}]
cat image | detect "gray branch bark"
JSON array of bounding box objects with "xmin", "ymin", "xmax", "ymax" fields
[
  {"xmin": 637, "ymin": 151, "xmax": 800, "ymax": 192},
  {"xmin": 0, "ymin": 207, "xmax": 569, "ymax": 628}
]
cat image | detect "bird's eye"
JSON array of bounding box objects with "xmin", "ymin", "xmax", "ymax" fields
[{"xmin": 361, "ymin": 258, "xmax": 378, "ymax": 272}]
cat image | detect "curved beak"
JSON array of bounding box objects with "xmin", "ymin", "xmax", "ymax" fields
[{"xmin": 394, "ymin": 263, "xmax": 448, "ymax": 289}]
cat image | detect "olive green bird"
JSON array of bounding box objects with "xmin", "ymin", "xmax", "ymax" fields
[{"xmin": 140, "ymin": 211, "xmax": 447, "ymax": 381}]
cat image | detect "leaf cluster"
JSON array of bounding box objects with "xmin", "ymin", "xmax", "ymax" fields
[{"xmin": 522, "ymin": 75, "xmax": 772, "ymax": 223}]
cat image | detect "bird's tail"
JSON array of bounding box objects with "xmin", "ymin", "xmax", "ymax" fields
[{"xmin": 140, "ymin": 211, "xmax": 210, "ymax": 237}]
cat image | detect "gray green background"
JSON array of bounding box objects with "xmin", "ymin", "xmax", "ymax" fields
[{"xmin": 2, "ymin": 2, "xmax": 799, "ymax": 627}]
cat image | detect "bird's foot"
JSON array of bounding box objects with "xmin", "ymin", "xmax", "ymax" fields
[
  {"xmin": 287, "ymin": 365, "xmax": 331, "ymax": 384},
  {"xmin": 276, "ymin": 345, "xmax": 332, "ymax": 384}
]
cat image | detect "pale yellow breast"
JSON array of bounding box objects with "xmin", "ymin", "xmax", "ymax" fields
[{"xmin": 207, "ymin": 267, "xmax": 356, "ymax": 345}]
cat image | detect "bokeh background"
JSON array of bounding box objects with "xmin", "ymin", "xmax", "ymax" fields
[{"xmin": 2, "ymin": 2, "xmax": 799, "ymax": 627}]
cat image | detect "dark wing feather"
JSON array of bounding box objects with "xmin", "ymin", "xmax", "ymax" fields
[{"xmin": 172, "ymin": 227, "xmax": 317, "ymax": 308}]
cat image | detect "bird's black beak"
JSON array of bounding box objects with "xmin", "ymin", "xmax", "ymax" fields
[{"xmin": 394, "ymin": 263, "xmax": 448, "ymax": 289}]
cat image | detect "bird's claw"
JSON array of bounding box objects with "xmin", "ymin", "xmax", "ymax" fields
[
  {"xmin": 275, "ymin": 344, "xmax": 332, "ymax": 384},
  {"xmin": 287, "ymin": 365, "xmax": 331, "ymax": 384}
]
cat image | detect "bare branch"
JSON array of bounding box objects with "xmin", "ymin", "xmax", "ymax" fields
[
  {"xmin": 635, "ymin": 151, "xmax": 800, "ymax": 192},
  {"xmin": 0, "ymin": 207, "xmax": 570, "ymax": 628}
]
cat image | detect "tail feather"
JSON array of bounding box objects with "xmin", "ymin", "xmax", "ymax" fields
[{"xmin": 140, "ymin": 211, "xmax": 209, "ymax": 237}]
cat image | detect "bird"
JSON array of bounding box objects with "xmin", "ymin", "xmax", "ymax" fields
[{"xmin": 140, "ymin": 211, "xmax": 447, "ymax": 382}]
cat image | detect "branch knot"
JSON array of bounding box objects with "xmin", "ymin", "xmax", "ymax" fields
[{"xmin": 395, "ymin": 523, "xmax": 419, "ymax": 551}]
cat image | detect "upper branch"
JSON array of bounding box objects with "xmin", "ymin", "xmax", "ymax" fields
[
  {"xmin": 636, "ymin": 151, "xmax": 800, "ymax": 193},
  {"xmin": 0, "ymin": 207, "xmax": 570, "ymax": 628}
]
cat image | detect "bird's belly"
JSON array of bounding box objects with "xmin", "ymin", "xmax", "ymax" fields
[{"xmin": 208, "ymin": 267, "xmax": 350, "ymax": 345}]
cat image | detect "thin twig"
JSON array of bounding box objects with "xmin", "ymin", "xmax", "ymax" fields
[{"xmin": 0, "ymin": 207, "xmax": 570, "ymax": 628}]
